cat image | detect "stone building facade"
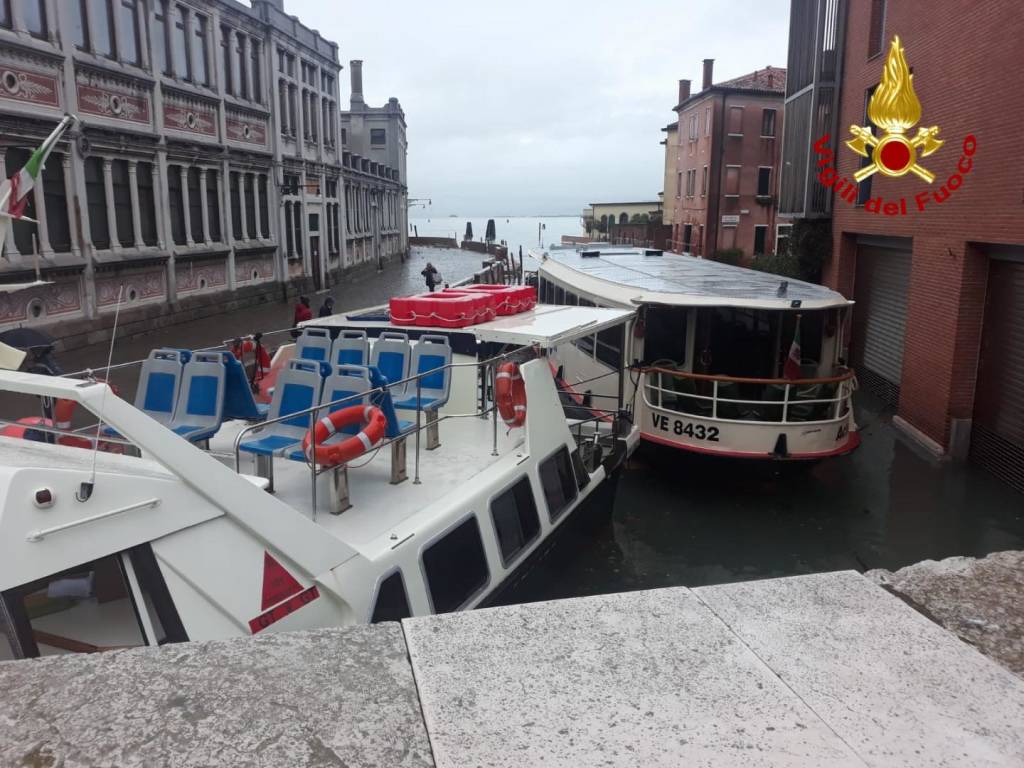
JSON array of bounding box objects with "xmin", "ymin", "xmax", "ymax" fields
[
  {"xmin": 340, "ymin": 60, "xmax": 408, "ymax": 270},
  {"xmin": 0, "ymin": 0, "xmax": 407, "ymax": 335}
]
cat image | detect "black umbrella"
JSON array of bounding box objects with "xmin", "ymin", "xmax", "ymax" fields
[{"xmin": 0, "ymin": 327, "xmax": 54, "ymax": 350}]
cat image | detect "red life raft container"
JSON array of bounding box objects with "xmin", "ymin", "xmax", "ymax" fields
[
  {"xmin": 390, "ymin": 290, "xmax": 496, "ymax": 328},
  {"xmin": 453, "ymin": 284, "xmax": 536, "ymax": 315}
]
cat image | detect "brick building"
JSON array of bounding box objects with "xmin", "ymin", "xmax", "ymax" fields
[
  {"xmin": 668, "ymin": 60, "xmax": 785, "ymax": 260},
  {"xmin": 781, "ymin": 0, "xmax": 1024, "ymax": 492},
  {"xmin": 0, "ymin": 0, "xmax": 407, "ymax": 339}
]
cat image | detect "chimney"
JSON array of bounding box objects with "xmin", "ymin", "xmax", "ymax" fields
[
  {"xmin": 678, "ymin": 79, "xmax": 691, "ymax": 104},
  {"xmin": 702, "ymin": 58, "xmax": 714, "ymax": 90},
  {"xmin": 349, "ymin": 59, "xmax": 364, "ymax": 106}
]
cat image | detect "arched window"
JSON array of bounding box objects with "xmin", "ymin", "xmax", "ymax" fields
[
  {"xmin": 600, "ymin": 214, "xmax": 608, "ymax": 226},
  {"xmin": 619, "ymin": 213, "xmax": 629, "ymax": 225}
]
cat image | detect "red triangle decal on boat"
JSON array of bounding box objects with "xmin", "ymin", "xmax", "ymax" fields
[{"xmin": 261, "ymin": 551, "xmax": 304, "ymax": 611}]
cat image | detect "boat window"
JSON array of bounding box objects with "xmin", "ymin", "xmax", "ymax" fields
[
  {"xmin": 540, "ymin": 278, "xmax": 553, "ymax": 304},
  {"xmin": 566, "ymin": 291, "xmax": 579, "ymax": 306},
  {"xmin": 578, "ymin": 298, "xmax": 595, "ymax": 307},
  {"xmin": 539, "ymin": 445, "xmax": 578, "ymax": 522},
  {"xmin": 491, "ymin": 476, "xmax": 541, "ymax": 566},
  {"xmin": 2, "ymin": 555, "xmax": 147, "ymax": 658},
  {"xmin": 553, "ymin": 285, "xmax": 565, "ymax": 305},
  {"xmin": 643, "ymin": 306, "xmax": 689, "ymax": 365},
  {"xmin": 423, "ymin": 516, "xmax": 490, "ymax": 614},
  {"xmin": 574, "ymin": 333, "xmax": 595, "ymax": 356},
  {"xmin": 371, "ymin": 571, "xmax": 412, "ymax": 623},
  {"xmin": 595, "ymin": 324, "xmax": 624, "ymax": 368}
]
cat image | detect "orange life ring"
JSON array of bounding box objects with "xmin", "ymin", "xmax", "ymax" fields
[
  {"xmin": 495, "ymin": 361, "xmax": 527, "ymax": 428},
  {"xmin": 302, "ymin": 405, "xmax": 387, "ymax": 467}
]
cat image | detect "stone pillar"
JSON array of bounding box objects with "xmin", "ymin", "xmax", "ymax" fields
[
  {"xmin": 278, "ymin": 79, "xmax": 288, "ymax": 134},
  {"xmin": 198, "ymin": 168, "xmax": 210, "ymax": 245},
  {"xmin": 222, "ymin": 163, "xmax": 236, "ymax": 290},
  {"xmin": 242, "ymin": 35, "xmax": 253, "ymax": 100},
  {"xmin": 228, "ymin": 28, "xmax": 239, "ymax": 96},
  {"xmin": 61, "ymin": 155, "xmax": 80, "ymax": 258},
  {"xmin": 253, "ymin": 173, "xmax": 263, "ymax": 240},
  {"xmin": 127, "ymin": 160, "xmax": 143, "ymax": 248},
  {"xmin": 102, "ymin": 158, "xmax": 121, "ymax": 251},
  {"xmin": 9, "ymin": 0, "xmax": 25, "ymax": 33},
  {"xmin": 0, "ymin": 155, "xmax": 18, "ymax": 257},
  {"xmin": 239, "ymin": 171, "xmax": 249, "ymax": 241},
  {"xmin": 154, "ymin": 152, "xmax": 170, "ymax": 250},
  {"xmin": 179, "ymin": 165, "xmax": 193, "ymax": 246}
]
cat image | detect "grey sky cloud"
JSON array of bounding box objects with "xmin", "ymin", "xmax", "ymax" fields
[{"xmin": 286, "ymin": 0, "xmax": 791, "ymax": 216}]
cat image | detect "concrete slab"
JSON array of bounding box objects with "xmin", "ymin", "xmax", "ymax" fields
[
  {"xmin": 695, "ymin": 571, "xmax": 1024, "ymax": 767},
  {"xmin": 402, "ymin": 587, "xmax": 864, "ymax": 768},
  {"xmin": 0, "ymin": 624, "xmax": 434, "ymax": 768}
]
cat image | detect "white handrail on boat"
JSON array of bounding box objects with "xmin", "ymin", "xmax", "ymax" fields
[{"xmin": 26, "ymin": 498, "xmax": 161, "ymax": 542}]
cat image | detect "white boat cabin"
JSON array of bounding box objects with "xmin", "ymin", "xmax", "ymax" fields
[
  {"xmin": 0, "ymin": 304, "xmax": 635, "ymax": 661},
  {"xmin": 535, "ymin": 244, "xmax": 859, "ymax": 461}
]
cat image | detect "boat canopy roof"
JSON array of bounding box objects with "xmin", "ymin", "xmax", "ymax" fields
[
  {"xmin": 538, "ymin": 245, "xmax": 852, "ymax": 311},
  {"xmin": 305, "ymin": 304, "xmax": 635, "ymax": 348}
]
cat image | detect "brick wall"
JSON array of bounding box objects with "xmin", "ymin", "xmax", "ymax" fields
[{"xmin": 828, "ymin": 0, "xmax": 1024, "ymax": 450}]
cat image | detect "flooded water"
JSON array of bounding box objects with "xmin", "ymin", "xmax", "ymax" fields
[
  {"xmin": 503, "ymin": 393, "xmax": 1024, "ymax": 604},
  {"xmin": 8, "ymin": 254, "xmax": 1024, "ymax": 603},
  {"xmin": 410, "ymin": 215, "xmax": 583, "ymax": 257}
]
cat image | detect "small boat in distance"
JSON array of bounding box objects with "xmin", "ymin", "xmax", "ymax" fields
[
  {"xmin": 0, "ymin": 294, "xmax": 636, "ymax": 660},
  {"xmin": 534, "ymin": 243, "xmax": 859, "ymax": 462}
]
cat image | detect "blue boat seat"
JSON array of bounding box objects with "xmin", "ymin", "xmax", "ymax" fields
[
  {"xmin": 134, "ymin": 348, "xmax": 189, "ymax": 424},
  {"xmin": 331, "ymin": 329, "xmax": 369, "ymax": 367},
  {"xmin": 295, "ymin": 327, "xmax": 332, "ymax": 363},
  {"xmin": 393, "ymin": 335, "xmax": 452, "ymax": 412},
  {"xmin": 366, "ymin": 365, "xmax": 415, "ymax": 438},
  {"xmin": 239, "ymin": 359, "xmax": 323, "ymax": 458},
  {"xmin": 221, "ymin": 352, "xmax": 269, "ymax": 421},
  {"xmin": 102, "ymin": 348, "xmax": 189, "ymax": 439},
  {"xmin": 167, "ymin": 351, "xmax": 227, "ymax": 444},
  {"xmin": 370, "ymin": 332, "xmax": 411, "ymax": 395},
  {"xmin": 286, "ymin": 364, "xmax": 372, "ymax": 462}
]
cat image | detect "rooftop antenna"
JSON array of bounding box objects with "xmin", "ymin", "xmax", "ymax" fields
[{"xmin": 76, "ymin": 283, "xmax": 124, "ymax": 503}]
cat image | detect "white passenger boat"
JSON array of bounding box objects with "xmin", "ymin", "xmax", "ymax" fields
[
  {"xmin": 0, "ymin": 301, "xmax": 635, "ymax": 660},
  {"xmin": 535, "ymin": 244, "xmax": 859, "ymax": 461}
]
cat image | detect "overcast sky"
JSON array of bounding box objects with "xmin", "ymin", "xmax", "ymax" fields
[{"xmin": 287, "ymin": 0, "xmax": 790, "ymax": 217}]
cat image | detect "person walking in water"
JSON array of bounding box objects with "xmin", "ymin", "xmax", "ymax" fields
[
  {"xmin": 318, "ymin": 296, "xmax": 335, "ymax": 317},
  {"xmin": 421, "ymin": 262, "xmax": 440, "ymax": 292}
]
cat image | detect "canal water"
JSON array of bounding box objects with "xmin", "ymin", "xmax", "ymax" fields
[
  {"xmin": 13, "ymin": 246, "xmax": 1024, "ymax": 603},
  {"xmin": 409, "ymin": 215, "xmax": 583, "ymax": 257}
]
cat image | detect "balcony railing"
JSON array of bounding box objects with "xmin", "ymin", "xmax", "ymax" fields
[{"xmin": 642, "ymin": 366, "xmax": 856, "ymax": 424}]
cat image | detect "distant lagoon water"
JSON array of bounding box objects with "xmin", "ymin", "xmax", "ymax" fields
[{"xmin": 409, "ymin": 215, "xmax": 584, "ymax": 264}]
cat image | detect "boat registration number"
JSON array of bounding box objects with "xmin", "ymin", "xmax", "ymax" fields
[
  {"xmin": 248, "ymin": 585, "xmax": 320, "ymax": 634},
  {"xmin": 651, "ymin": 414, "xmax": 720, "ymax": 442}
]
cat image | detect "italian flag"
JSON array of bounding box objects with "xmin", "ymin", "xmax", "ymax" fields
[
  {"xmin": 0, "ymin": 115, "xmax": 75, "ymax": 221},
  {"xmin": 784, "ymin": 315, "xmax": 802, "ymax": 379}
]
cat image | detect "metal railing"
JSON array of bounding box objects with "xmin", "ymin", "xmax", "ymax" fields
[
  {"xmin": 642, "ymin": 366, "xmax": 856, "ymax": 425},
  {"xmin": 230, "ymin": 346, "xmax": 533, "ymax": 520}
]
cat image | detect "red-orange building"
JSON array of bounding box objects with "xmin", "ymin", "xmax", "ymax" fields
[
  {"xmin": 781, "ymin": 0, "xmax": 1024, "ymax": 492},
  {"xmin": 669, "ymin": 61, "xmax": 785, "ymax": 260}
]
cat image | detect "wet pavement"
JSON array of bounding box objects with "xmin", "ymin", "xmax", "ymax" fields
[
  {"xmin": 5, "ymin": 247, "xmax": 480, "ymax": 410},
  {"xmin": 502, "ymin": 392, "xmax": 1024, "ymax": 603}
]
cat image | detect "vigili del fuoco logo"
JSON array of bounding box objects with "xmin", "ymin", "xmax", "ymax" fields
[{"xmin": 813, "ymin": 35, "xmax": 976, "ymax": 216}]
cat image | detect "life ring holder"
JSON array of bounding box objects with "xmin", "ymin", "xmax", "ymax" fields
[
  {"xmin": 495, "ymin": 361, "xmax": 527, "ymax": 428},
  {"xmin": 302, "ymin": 405, "xmax": 387, "ymax": 467}
]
